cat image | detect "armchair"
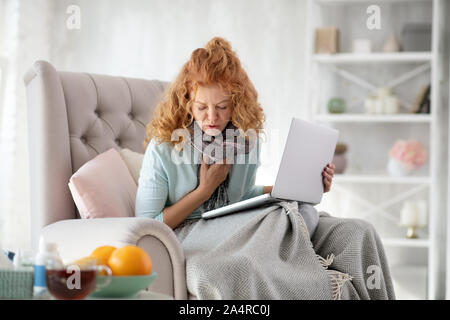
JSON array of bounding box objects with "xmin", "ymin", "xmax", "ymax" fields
[
  {"xmin": 24, "ymin": 61, "xmax": 394, "ymax": 300},
  {"xmin": 24, "ymin": 60, "xmax": 187, "ymax": 299}
]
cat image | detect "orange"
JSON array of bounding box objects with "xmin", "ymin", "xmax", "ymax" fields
[
  {"xmin": 90, "ymin": 245, "xmax": 117, "ymax": 266},
  {"xmin": 107, "ymin": 245, "xmax": 152, "ymax": 276},
  {"xmin": 72, "ymin": 256, "xmax": 97, "ymax": 269}
]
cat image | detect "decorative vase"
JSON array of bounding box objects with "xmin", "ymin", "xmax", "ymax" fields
[
  {"xmin": 315, "ymin": 27, "xmax": 339, "ymax": 54},
  {"xmin": 333, "ymin": 154, "xmax": 347, "ymax": 174},
  {"xmin": 333, "ymin": 143, "xmax": 348, "ymax": 174},
  {"xmin": 383, "ymin": 33, "xmax": 401, "ymax": 52},
  {"xmin": 387, "ymin": 158, "xmax": 413, "ymax": 177},
  {"xmin": 327, "ymin": 97, "xmax": 346, "ymax": 114}
]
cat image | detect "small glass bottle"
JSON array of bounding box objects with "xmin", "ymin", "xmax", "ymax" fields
[{"xmin": 33, "ymin": 238, "xmax": 63, "ymax": 297}]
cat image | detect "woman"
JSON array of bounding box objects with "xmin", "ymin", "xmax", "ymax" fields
[{"xmin": 135, "ymin": 37, "xmax": 335, "ymax": 230}]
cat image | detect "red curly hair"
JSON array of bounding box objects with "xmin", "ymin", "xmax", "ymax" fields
[{"xmin": 145, "ymin": 37, "xmax": 265, "ymax": 148}]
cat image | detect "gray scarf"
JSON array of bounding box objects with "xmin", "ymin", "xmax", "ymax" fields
[{"xmin": 187, "ymin": 121, "xmax": 255, "ymax": 211}]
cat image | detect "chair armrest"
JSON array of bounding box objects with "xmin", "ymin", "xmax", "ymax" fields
[{"xmin": 41, "ymin": 217, "xmax": 187, "ymax": 299}]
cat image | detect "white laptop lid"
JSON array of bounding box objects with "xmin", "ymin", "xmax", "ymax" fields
[{"xmin": 271, "ymin": 118, "xmax": 339, "ymax": 204}]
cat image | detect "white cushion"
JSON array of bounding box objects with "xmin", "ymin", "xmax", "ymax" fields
[{"xmin": 119, "ymin": 148, "xmax": 144, "ymax": 185}]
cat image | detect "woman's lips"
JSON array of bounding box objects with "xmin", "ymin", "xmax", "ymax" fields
[{"xmin": 207, "ymin": 125, "xmax": 218, "ymax": 129}]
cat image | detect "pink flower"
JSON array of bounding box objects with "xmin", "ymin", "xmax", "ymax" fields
[{"xmin": 389, "ymin": 140, "xmax": 427, "ymax": 170}]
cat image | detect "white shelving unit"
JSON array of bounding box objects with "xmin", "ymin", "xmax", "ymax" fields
[
  {"xmin": 315, "ymin": 114, "xmax": 432, "ymax": 123},
  {"xmin": 315, "ymin": 0, "xmax": 433, "ymax": 3},
  {"xmin": 313, "ymin": 52, "xmax": 433, "ymax": 64},
  {"xmin": 382, "ymin": 237, "xmax": 430, "ymax": 248},
  {"xmin": 334, "ymin": 174, "xmax": 430, "ymax": 184},
  {"xmin": 305, "ymin": 0, "xmax": 446, "ymax": 299},
  {"xmin": 447, "ymin": 24, "xmax": 450, "ymax": 300}
]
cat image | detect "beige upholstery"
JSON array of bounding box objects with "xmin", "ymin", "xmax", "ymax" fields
[{"xmin": 23, "ymin": 60, "xmax": 187, "ymax": 299}]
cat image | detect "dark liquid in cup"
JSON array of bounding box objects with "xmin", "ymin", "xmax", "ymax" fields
[{"xmin": 46, "ymin": 269, "xmax": 96, "ymax": 300}]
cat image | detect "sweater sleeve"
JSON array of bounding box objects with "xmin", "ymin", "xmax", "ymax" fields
[
  {"xmin": 240, "ymin": 138, "xmax": 264, "ymax": 201},
  {"xmin": 241, "ymin": 184, "xmax": 265, "ymax": 201},
  {"xmin": 135, "ymin": 141, "xmax": 168, "ymax": 222}
]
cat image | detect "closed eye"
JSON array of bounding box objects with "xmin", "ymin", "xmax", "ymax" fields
[{"xmin": 196, "ymin": 106, "xmax": 227, "ymax": 111}]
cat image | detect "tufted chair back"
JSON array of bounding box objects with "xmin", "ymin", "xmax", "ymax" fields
[{"xmin": 24, "ymin": 60, "xmax": 168, "ymax": 249}]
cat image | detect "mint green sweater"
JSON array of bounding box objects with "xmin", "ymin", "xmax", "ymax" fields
[{"xmin": 135, "ymin": 139, "xmax": 264, "ymax": 222}]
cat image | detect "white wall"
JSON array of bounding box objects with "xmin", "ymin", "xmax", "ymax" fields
[
  {"xmin": 0, "ymin": 0, "xmax": 309, "ymax": 251},
  {"xmin": 50, "ymin": 0, "xmax": 310, "ymax": 185},
  {"xmin": 0, "ymin": 0, "xmax": 54, "ymax": 251}
]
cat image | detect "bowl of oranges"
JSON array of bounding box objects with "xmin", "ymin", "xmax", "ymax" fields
[{"xmin": 77, "ymin": 245, "xmax": 156, "ymax": 298}]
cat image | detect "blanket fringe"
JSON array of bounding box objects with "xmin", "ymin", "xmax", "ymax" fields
[
  {"xmin": 280, "ymin": 201, "xmax": 353, "ymax": 300},
  {"xmin": 317, "ymin": 253, "xmax": 335, "ymax": 269},
  {"xmin": 328, "ymin": 270, "xmax": 354, "ymax": 300},
  {"xmin": 316, "ymin": 253, "xmax": 353, "ymax": 299}
]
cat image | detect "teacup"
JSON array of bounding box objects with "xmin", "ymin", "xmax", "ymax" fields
[{"xmin": 46, "ymin": 258, "xmax": 112, "ymax": 300}]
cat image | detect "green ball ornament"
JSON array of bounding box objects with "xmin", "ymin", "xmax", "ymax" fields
[{"xmin": 327, "ymin": 97, "xmax": 346, "ymax": 114}]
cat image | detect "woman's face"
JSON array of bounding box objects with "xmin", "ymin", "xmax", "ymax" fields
[{"xmin": 191, "ymin": 84, "xmax": 232, "ymax": 136}]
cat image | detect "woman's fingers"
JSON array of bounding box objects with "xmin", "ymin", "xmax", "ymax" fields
[
  {"xmin": 217, "ymin": 163, "xmax": 232, "ymax": 176},
  {"xmin": 323, "ymin": 166, "xmax": 333, "ymax": 192},
  {"xmin": 326, "ymin": 164, "xmax": 334, "ymax": 175},
  {"xmin": 323, "ymin": 164, "xmax": 334, "ymax": 183},
  {"xmin": 208, "ymin": 162, "xmax": 231, "ymax": 183},
  {"xmin": 203, "ymin": 155, "xmax": 211, "ymax": 166},
  {"xmin": 323, "ymin": 170, "xmax": 332, "ymax": 178}
]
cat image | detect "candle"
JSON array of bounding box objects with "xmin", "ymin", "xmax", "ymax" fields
[
  {"xmin": 399, "ymin": 201, "xmax": 428, "ymax": 227},
  {"xmin": 400, "ymin": 201, "xmax": 418, "ymax": 226},
  {"xmin": 384, "ymin": 96, "xmax": 399, "ymax": 114},
  {"xmin": 364, "ymin": 97, "xmax": 376, "ymax": 114},
  {"xmin": 374, "ymin": 98, "xmax": 385, "ymax": 114}
]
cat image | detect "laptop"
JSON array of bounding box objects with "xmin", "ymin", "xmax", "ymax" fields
[{"xmin": 201, "ymin": 117, "xmax": 339, "ymax": 219}]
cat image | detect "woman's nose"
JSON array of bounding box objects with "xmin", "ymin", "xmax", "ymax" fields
[{"xmin": 207, "ymin": 107, "xmax": 218, "ymax": 121}]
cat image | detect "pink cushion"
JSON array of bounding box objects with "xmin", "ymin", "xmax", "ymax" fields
[{"xmin": 68, "ymin": 148, "xmax": 137, "ymax": 219}]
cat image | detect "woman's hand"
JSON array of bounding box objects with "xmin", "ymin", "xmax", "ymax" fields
[
  {"xmin": 197, "ymin": 156, "xmax": 231, "ymax": 198},
  {"xmin": 262, "ymin": 186, "xmax": 273, "ymax": 194},
  {"xmin": 322, "ymin": 163, "xmax": 335, "ymax": 193}
]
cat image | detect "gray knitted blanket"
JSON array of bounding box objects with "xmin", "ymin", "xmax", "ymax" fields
[{"xmin": 174, "ymin": 200, "xmax": 395, "ymax": 300}]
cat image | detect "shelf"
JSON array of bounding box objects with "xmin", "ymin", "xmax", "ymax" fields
[
  {"xmin": 382, "ymin": 238, "xmax": 430, "ymax": 248},
  {"xmin": 389, "ymin": 265, "xmax": 427, "ymax": 300},
  {"xmin": 307, "ymin": 0, "xmax": 442, "ymax": 299},
  {"xmin": 313, "ymin": 52, "xmax": 432, "ymax": 64},
  {"xmin": 314, "ymin": 114, "xmax": 432, "ymax": 123},
  {"xmin": 334, "ymin": 174, "xmax": 431, "ymax": 184},
  {"xmin": 315, "ymin": 0, "xmax": 432, "ymax": 5}
]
